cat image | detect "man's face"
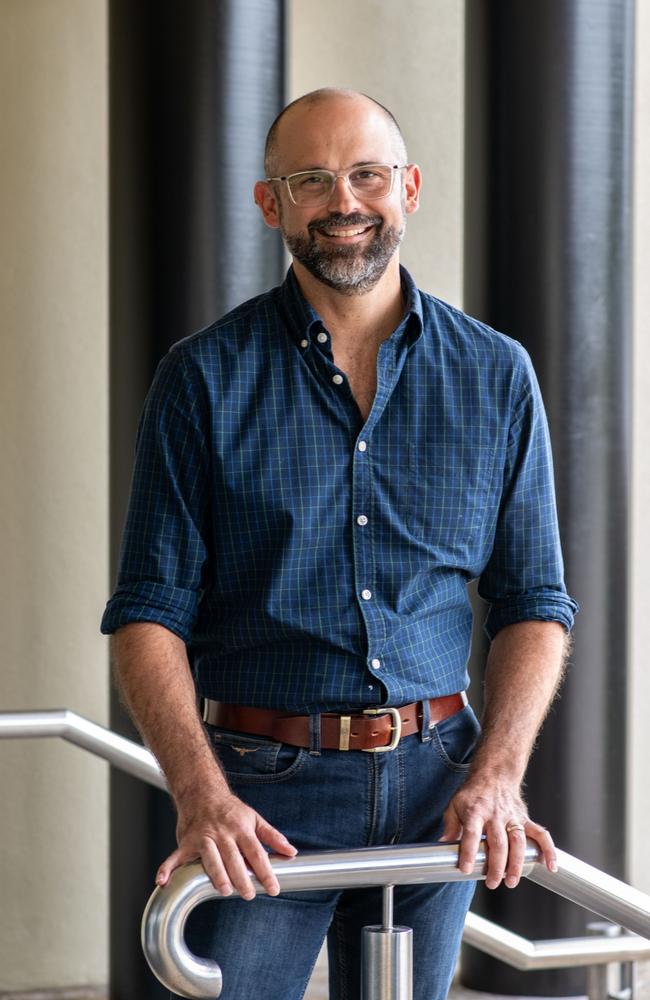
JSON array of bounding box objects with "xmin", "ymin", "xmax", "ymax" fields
[{"xmin": 256, "ymin": 97, "xmax": 420, "ymax": 296}]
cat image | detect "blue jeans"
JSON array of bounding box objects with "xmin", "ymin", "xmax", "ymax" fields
[{"xmin": 177, "ymin": 703, "xmax": 480, "ymax": 1000}]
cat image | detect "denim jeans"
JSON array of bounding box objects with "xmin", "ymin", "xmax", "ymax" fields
[{"xmin": 176, "ymin": 703, "xmax": 480, "ymax": 1000}]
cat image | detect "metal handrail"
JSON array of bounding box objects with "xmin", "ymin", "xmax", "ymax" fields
[
  {"xmin": 3, "ymin": 709, "xmax": 650, "ymax": 997},
  {"xmin": 463, "ymin": 912, "xmax": 650, "ymax": 971},
  {"xmin": 141, "ymin": 843, "xmax": 650, "ymax": 999},
  {"xmin": 0, "ymin": 708, "xmax": 166, "ymax": 790}
]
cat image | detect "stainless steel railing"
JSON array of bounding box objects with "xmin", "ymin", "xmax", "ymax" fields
[
  {"xmin": 141, "ymin": 842, "xmax": 650, "ymax": 999},
  {"xmin": 0, "ymin": 708, "xmax": 166, "ymax": 789},
  {"xmin": 3, "ymin": 709, "xmax": 650, "ymax": 999}
]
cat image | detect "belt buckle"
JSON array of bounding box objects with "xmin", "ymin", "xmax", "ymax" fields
[{"xmin": 361, "ymin": 707, "xmax": 402, "ymax": 753}]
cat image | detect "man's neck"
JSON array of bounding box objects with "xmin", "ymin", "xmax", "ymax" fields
[{"xmin": 291, "ymin": 258, "xmax": 405, "ymax": 352}]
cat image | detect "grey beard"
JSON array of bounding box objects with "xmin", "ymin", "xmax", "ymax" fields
[{"xmin": 282, "ymin": 213, "xmax": 404, "ymax": 296}]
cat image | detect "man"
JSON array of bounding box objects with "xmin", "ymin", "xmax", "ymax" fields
[{"xmin": 102, "ymin": 89, "xmax": 578, "ymax": 999}]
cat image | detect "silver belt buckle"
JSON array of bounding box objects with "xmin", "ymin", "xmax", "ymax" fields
[{"xmin": 361, "ymin": 706, "xmax": 402, "ymax": 753}]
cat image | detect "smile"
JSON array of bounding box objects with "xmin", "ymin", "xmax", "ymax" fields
[{"xmin": 317, "ymin": 225, "xmax": 375, "ymax": 239}]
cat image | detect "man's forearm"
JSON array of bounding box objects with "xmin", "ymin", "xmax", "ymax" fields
[
  {"xmin": 442, "ymin": 618, "xmax": 570, "ymax": 887},
  {"xmin": 111, "ymin": 621, "xmax": 229, "ymax": 808},
  {"xmin": 471, "ymin": 619, "xmax": 570, "ymax": 785}
]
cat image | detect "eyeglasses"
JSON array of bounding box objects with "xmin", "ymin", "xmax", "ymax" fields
[{"xmin": 266, "ymin": 163, "xmax": 407, "ymax": 207}]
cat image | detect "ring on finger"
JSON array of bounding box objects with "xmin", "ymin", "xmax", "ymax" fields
[{"xmin": 506, "ymin": 822, "xmax": 526, "ymax": 834}]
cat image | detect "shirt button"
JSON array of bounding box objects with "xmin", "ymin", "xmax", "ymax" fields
[
  {"xmin": 332, "ymin": 374, "xmax": 344, "ymax": 385},
  {"xmin": 358, "ymin": 440, "xmax": 367, "ymax": 452},
  {"xmin": 300, "ymin": 339, "xmax": 308, "ymax": 348},
  {"xmin": 361, "ymin": 589, "xmax": 372, "ymax": 601},
  {"xmin": 317, "ymin": 331, "xmax": 328, "ymax": 343},
  {"xmin": 371, "ymin": 658, "xmax": 382, "ymax": 670},
  {"xmin": 356, "ymin": 514, "xmax": 368, "ymax": 526}
]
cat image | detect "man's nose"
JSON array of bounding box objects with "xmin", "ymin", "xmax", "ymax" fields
[{"xmin": 326, "ymin": 174, "xmax": 362, "ymax": 213}]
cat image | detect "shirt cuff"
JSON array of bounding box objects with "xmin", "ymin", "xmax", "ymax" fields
[
  {"xmin": 100, "ymin": 580, "xmax": 198, "ymax": 644},
  {"xmin": 483, "ymin": 588, "xmax": 579, "ymax": 642}
]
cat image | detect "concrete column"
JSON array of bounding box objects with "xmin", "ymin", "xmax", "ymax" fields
[
  {"xmin": 0, "ymin": 0, "xmax": 109, "ymax": 994},
  {"xmin": 630, "ymin": 0, "xmax": 650, "ymax": 897},
  {"xmin": 464, "ymin": 2, "xmax": 634, "ymax": 994}
]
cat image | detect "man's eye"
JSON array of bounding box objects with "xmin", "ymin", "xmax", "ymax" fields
[{"xmin": 298, "ymin": 174, "xmax": 327, "ymax": 187}]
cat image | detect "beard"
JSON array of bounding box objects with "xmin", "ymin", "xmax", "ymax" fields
[{"xmin": 281, "ymin": 211, "xmax": 405, "ymax": 296}]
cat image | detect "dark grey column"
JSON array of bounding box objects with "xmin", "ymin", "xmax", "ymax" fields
[
  {"xmin": 109, "ymin": 2, "xmax": 285, "ymax": 996},
  {"xmin": 463, "ymin": 2, "xmax": 634, "ymax": 995}
]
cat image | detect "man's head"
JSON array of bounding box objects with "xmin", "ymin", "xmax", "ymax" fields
[{"xmin": 254, "ymin": 89, "xmax": 421, "ymax": 296}]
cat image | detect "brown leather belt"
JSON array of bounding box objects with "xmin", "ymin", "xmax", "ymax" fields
[{"xmin": 200, "ymin": 692, "xmax": 467, "ymax": 753}]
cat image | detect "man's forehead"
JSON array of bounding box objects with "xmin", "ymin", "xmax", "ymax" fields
[{"xmin": 274, "ymin": 97, "xmax": 397, "ymax": 169}]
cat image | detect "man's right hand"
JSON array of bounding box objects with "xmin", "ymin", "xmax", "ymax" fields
[{"xmin": 155, "ymin": 791, "xmax": 298, "ymax": 900}]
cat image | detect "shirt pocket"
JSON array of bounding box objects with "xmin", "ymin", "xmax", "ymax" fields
[
  {"xmin": 406, "ymin": 442, "xmax": 491, "ymax": 561},
  {"xmin": 207, "ymin": 726, "xmax": 307, "ymax": 784}
]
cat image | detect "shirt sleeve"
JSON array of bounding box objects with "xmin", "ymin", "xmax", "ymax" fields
[
  {"xmin": 100, "ymin": 346, "xmax": 209, "ymax": 643},
  {"xmin": 479, "ymin": 348, "xmax": 579, "ymax": 640}
]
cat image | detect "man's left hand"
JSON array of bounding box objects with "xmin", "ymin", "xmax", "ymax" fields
[{"xmin": 440, "ymin": 776, "xmax": 558, "ymax": 889}]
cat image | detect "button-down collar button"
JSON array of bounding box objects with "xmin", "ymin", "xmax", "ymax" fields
[
  {"xmin": 357, "ymin": 440, "xmax": 367, "ymax": 452},
  {"xmin": 300, "ymin": 339, "xmax": 308, "ymax": 348},
  {"xmin": 357, "ymin": 514, "xmax": 368, "ymax": 526},
  {"xmin": 371, "ymin": 658, "xmax": 382, "ymax": 669},
  {"xmin": 332, "ymin": 374, "xmax": 344, "ymax": 385},
  {"xmin": 361, "ymin": 588, "xmax": 372, "ymax": 601},
  {"xmin": 317, "ymin": 331, "xmax": 328, "ymax": 343}
]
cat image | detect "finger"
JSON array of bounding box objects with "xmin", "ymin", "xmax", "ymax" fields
[
  {"xmin": 256, "ymin": 817, "xmax": 298, "ymax": 857},
  {"xmin": 526, "ymin": 820, "xmax": 558, "ymax": 872},
  {"xmin": 504, "ymin": 824, "xmax": 527, "ymax": 888},
  {"xmin": 484, "ymin": 822, "xmax": 509, "ymax": 889},
  {"xmin": 440, "ymin": 804, "xmax": 462, "ymax": 843},
  {"xmin": 219, "ymin": 838, "xmax": 258, "ymax": 901},
  {"xmin": 457, "ymin": 815, "xmax": 484, "ymax": 875},
  {"xmin": 241, "ymin": 833, "xmax": 282, "ymax": 896},
  {"xmin": 156, "ymin": 846, "xmax": 195, "ymax": 886},
  {"xmin": 200, "ymin": 838, "xmax": 234, "ymax": 896}
]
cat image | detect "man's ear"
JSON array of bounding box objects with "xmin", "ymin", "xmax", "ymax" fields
[
  {"xmin": 403, "ymin": 164, "xmax": 422, "ymax": 216},
  {"xmin": 254, "ymin": 181, "xmax": 282, "ymax": 229}
]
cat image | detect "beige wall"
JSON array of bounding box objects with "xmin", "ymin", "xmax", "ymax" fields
[
  {"xmin": 0, "ymin": 0, "xmax": 109, "ymax": 991},
  {"xmin": 630, "ymin": 0, "xmax": 650, "ymax": 893},
  {"xmin": 288, "ymin": 0, "xmax": 465, "ymax": 308}
]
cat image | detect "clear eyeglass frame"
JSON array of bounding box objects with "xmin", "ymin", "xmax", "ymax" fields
[{"xmin": 265, "ymin": 163, "xmax": 408, "ymax": 207}]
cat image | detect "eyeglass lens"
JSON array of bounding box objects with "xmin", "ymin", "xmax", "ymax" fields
[{"xmin": 288, "ymin": 165, "xmax": 394, "ymax": 206}]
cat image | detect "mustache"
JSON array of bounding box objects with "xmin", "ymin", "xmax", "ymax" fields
[{"xmin": 307, "ymin": 212, "xmax": 383, "ymax": 232}]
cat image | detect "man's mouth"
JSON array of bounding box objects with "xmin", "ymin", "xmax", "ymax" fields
[
  {"xmin": 318, "ymin": 225, "xmax": 374, "ymax": 238},
  {"xmin": 309, "ymin": 215, "xmax": 382, "ymax": 242}
]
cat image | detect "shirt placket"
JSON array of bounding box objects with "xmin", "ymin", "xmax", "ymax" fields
[{"xmin": 303, "ymin": 321, "xmax": 409, "ymax": 704}]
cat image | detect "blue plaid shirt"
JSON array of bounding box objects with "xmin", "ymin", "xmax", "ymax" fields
[{"xmin": 101, "ymin": 266, "xmax": 577, "ymax": 712}]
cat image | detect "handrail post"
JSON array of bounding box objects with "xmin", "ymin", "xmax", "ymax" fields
[
  {"xmin": 361, "ymin": 884, "xmax": 413, "ymax": 1000},
  {"xmin": 586, "ymin": 922, "xmax": 635, "ymax": 1000}
]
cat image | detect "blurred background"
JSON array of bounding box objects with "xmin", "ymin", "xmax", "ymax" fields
[{"xmin": 0, "ymin": 1, "xmax": 648, "ymax": 997}]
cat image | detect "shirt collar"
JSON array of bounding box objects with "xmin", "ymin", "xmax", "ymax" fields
[{"xmin": 278, "ymin": 265, "xmax": 424, "ymax": 349}]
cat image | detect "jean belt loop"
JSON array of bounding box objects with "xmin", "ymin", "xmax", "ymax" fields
[
  {"xmin": 420, "ymin": 697, "xmax": 432, "ymax": 742},
  {"xmin": 309, "ymin": 712, "xmax": 322, "ymax": 756}
]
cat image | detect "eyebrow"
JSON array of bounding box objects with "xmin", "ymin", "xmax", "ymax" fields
[{"xmin": 288, "ymin": 160, "xmax": 387, "ymax": 173}]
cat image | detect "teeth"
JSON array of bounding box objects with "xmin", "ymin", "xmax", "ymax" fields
[{"xmin": 322, "ymin": 227, "xmax": 368, "ymax": 237}]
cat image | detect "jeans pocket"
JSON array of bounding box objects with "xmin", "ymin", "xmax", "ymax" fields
[
  {"xmin": 207, "ymin": 725, "xmax": 307, "ymax": 784},
  {"xmin": 430, "ymin": 705, "xmax": 481, "ymax": 773}
]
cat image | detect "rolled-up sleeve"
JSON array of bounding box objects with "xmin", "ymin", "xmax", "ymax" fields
[
  {"xmin": 101, "ymin": 347, "xmax": 209, "ymax": 643},
  {"xmin": 479, "ymin": 350, "xmax": 579, "ymax": 640}
]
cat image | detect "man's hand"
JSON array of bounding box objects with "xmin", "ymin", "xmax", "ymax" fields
[
  {"xmin": 111, "ymin": 623, "xmax": 297, "ymax": 901},
  {"xmin": 156, "ymin": 790, "xmax": 297, "ymax": 900},
  {"xmin": 439, "ymin": 620, "xmax": 568, "ymax": 889},
  {"xmin": 440, "ymin": 774, "xmax": 557, "ymax": 889}
]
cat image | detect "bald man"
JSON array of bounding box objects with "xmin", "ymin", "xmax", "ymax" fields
[{"xmin": 102, "ymin": 89, "xmax": 577, "ymax": 999}]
